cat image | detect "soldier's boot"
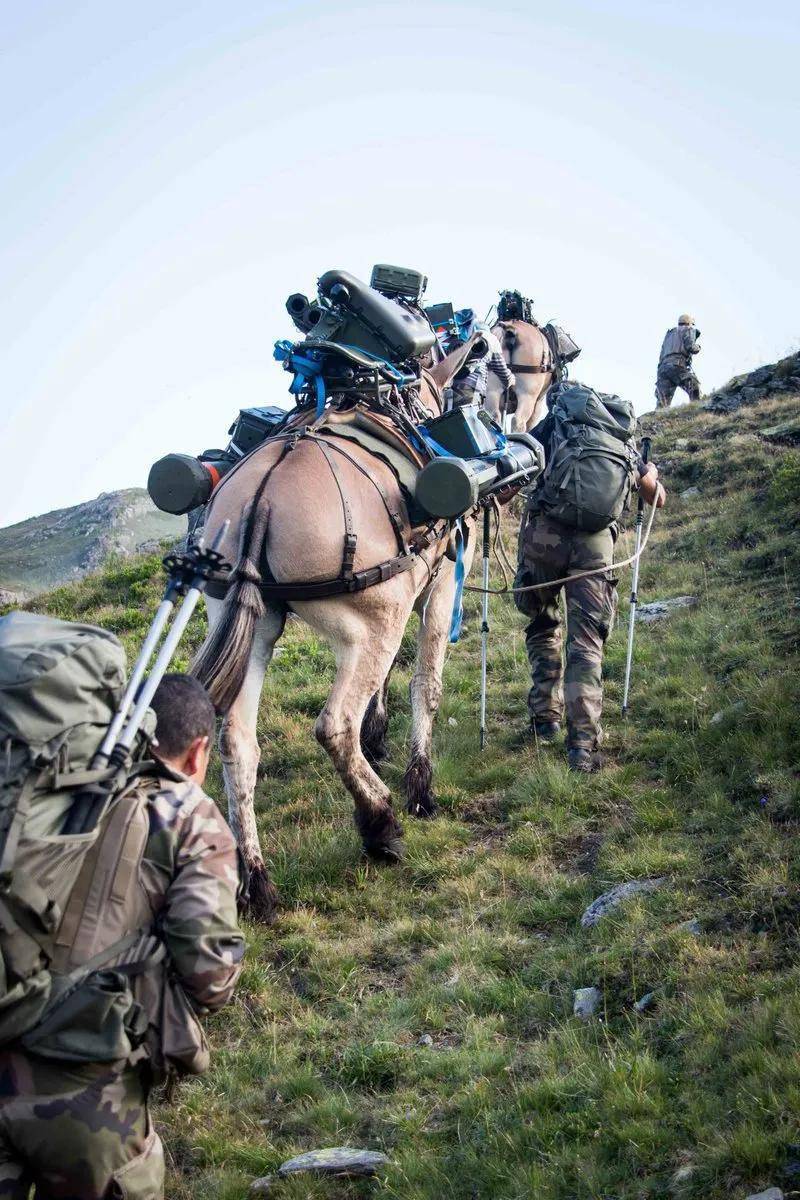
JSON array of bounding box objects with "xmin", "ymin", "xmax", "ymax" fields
[
  {"xmin": 568, "ymin": 746, "xmax": 605, "ymax": 773},
  {"xmin": 532, "ymin": 719, "xmax": 561, "ymax": 744}
]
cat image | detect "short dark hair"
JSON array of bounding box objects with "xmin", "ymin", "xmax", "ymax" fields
[{"xmin": 150, "ymin": 673, "xmax": 215, "ymax": 760}]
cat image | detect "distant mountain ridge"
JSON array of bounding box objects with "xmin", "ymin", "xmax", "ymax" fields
[{"xmin": 0, "ymin": 488, "xmax": 185, "ymax": 598}]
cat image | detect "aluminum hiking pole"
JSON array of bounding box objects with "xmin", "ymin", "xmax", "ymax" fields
[
  {"xmin": 621, "ymin": 437, "xmax": 651, "ymax": 716},
  {"xmin": 62, "ymin": 523, "xmax": 231, "ymax": 834},
  {"xmin": 479, "ymin": 505, "xmax": 491, "ymax": 749}
]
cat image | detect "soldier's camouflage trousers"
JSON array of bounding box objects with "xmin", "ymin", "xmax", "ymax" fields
[
  {"xmin": 655, "ymin": 360, "xmax": 700, "ymax": 408},
  {"xmin": 514, "ymin": 511, "xmax": 618, "ymax": 750},
  {"xmin": 0, "ymin": 1051, "xmax": 164, "ymax": 1200}
]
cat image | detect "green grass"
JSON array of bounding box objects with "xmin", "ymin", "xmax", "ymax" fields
[{"xmin": 8, "ymin": 391, "xmax": 800, "ymax": 1199}]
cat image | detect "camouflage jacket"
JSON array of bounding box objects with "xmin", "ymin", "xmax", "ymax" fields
[
  {"xmin": 659, "ymin": 325, "xmax": 700, "ymax": 366},
  {"xmin": 138, "ymin": 775, "xmax": 245, "ymax": 1015}
]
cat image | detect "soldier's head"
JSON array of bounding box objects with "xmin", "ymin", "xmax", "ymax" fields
[
  {"xmin": 150, "ymin": 673, "xmax": 215, "ymax": 785},
  {"xmin": 678, "ymin": 314, "xmax": 695, "ymax": 326}
]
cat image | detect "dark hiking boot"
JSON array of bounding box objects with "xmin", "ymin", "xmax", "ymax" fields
[
  {"xmin": 568, "ymin": 747, "xmax": 604, "ymax": 774},
  {"xmin": 532, "ymin": 720, "xmax": 561, "ymax": 744}
]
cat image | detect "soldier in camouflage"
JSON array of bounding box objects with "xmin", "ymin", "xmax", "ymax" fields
[
  {"xmin": 655, "ymin": 314, "xmax": 701, "ymax": 408},
  {"xmin": 0, "ymin": 674, "xmax": 245, "ymax": 1200},
  {"xmin": 515, "ymin": 420, "xmax": 665, "ymax": 772}
]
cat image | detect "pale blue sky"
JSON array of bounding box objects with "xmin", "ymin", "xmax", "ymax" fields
[{"xmin": 2, "ymin": 0, "xmax": 798, "ymax": 525}]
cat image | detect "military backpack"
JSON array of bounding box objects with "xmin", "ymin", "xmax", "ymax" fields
[
  {"xmin": 0, "ymin": 613, "xmax": 168, "ymax": 1063},
  {"xmin": 537, "ymin": 382, "xmax": 638, "ymax": 532}
]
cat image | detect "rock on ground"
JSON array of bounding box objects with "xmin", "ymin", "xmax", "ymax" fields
[
  {"xmin": 710, "ymin": 700, "xmax": 746, "ymax": 725},
  {"xmin": 634, "ymin": 991, "xmax": 656, "ymax": 1012},
  {"xmin": 573, "ymin": 986, "xmax": 602, "ymax": 1019},
  {"xmin": 250, "ymin": 1148, "xmax": 390, "ymax": 1194},
  {"xmin": 636, "ymin": 596, "xmax": 698, "ymax": 624},
  {"xmin": 744, "ymin": 1188, "xmax": 783, "ymax": 1200},
  {"xmin": 680, "ymin": 487, "xmax": 701, "ymax": 500},
  {"xmin": 703, "ymin": 350, "xmax": 800, "ymax": 414},
  {"xmin": 760, "ymin": 418, "xmax": 800, "ymax": 445},
  {"xmin": 0, "ymin": 588, "xmax": 29, "ymax": 607},
  {"xmin": 581, "ymin": 878, "xmax": 665, "ymax": 927}
]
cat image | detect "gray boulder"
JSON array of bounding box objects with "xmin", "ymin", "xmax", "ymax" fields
[
  {"xmin": 581, "ymin": 878, "xmax": 665, "ymax": 927},
  {"xmin": 761, "ymin": 418, "xmax": 800, "ymax": 444},
  {"xmin": 680, "ymin": 487, "xmax": 701, "ymax": 500},
  {"xmin": 744, "ymin": 1189, "xmax": 783, "ymax": 1200},
  {"xmin": 250, "ymin": 1148, "xmax": 391, "ymax": 1194},
  {"xmin": 573, "ymin": 987, "xmax": 602, "ymax": 1019},
  {"xmin": 637, "ymin": 596, "xmax": 698, "ymax": 624},
  {"xmin": 710, "ymin": 700, "xmax": 746, "ymax": 726}
]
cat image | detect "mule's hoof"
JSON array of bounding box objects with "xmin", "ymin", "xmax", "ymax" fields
[
  {"xmin": 364, "ymin": 835, "xmax": 406, "ymax": 864},
  {"xmin": 242, "ymin": 863, "xmax": 280, "ymax": 924},
  {"xmin": 406, "ymin": 796, "xmax": 438, "ymax": 819}
]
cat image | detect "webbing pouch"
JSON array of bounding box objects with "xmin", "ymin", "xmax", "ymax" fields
[{"xmin": 20, "ymin": 967, "xmax": 148, "ymax": 1062}]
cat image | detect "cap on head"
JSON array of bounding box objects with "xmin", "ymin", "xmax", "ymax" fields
[{"xmin": 678, "ymin": 314, "xmax": 695, "ymax": 326}]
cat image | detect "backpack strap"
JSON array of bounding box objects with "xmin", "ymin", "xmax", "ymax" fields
[
  {"xmin": 30, "ymin": 928, "xmax": 166, "ymax": 1044},
  {"xmin": 0, "ymin": 767, "xmax": 47, "ymax": 884}
]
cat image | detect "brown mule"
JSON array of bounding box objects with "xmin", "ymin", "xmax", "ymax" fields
[
  {"xmin": 192, "ymin": 343, "xmax": 479, "ymax": 920},
  {"xmin": 485, "ymin": 320, "xmax": 555, "ymax": 432}
]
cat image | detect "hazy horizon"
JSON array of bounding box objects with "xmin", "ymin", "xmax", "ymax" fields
[{"xmin": 2, "ymin": 0, "xmax": 798, "ymax": 527}]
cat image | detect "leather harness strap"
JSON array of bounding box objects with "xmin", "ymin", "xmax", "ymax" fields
[
  {"xmin": 256, "ymin": 520, "xmax": 446, "ymax": 602},
  {"xmin": 313, "ymin": 436, "xmax": 358, "ymax": 580},
  {"xmin": 315, "ymin": 433, "xmax": 408, "ymax": 556}
]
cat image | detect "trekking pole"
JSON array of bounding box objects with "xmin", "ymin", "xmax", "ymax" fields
[
  {"xmin": 63, "ymin": 523, "xmax": 231, "ymax": 834},
  {"xmin": 113, "ymin": 522, "xmax": 230, "ymax": 758},
  {"xmin": 479, "ymin": 504, "xmax": 491, "ymax": 750},
  {"xmin": 621, "ymin": 438, "xmax": 651, "ymax": 716}
]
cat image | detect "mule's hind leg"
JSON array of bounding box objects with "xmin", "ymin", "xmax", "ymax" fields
[
  {"xmin": 360, "ymin": 660, "xmax": 395, "ymax": 769},
  {"xmin": 207, "ymin": 595, "xmax": 286, "ymax": 921},
  {"xmin": 314, "ymin": 626, "xmax": 405, "ymax": 861},
  {"xmin": 404, "ymin": 570, "xmax": 457, "ymax": 818}
]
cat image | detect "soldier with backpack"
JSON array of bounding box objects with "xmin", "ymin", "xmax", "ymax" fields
[
  {"xmin": 0, "ymin": 613, "xmax": 244, "ymax": 1200},
  {"xmin": 514, "ymin": 382, "xmax": 665, "ymax": 772},
  {"xmin": 655, "ymin": 314, "xmax": 702, "ymax": 407}
]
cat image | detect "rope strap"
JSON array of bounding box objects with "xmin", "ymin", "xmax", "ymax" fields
[{"xmin": 463, "ymin": 499, "xmax": 659, "ymax": 595}]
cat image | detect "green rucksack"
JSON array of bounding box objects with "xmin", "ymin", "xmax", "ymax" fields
[
  {"xmin": 537, "ymin": 381, "xmax": 638, "ymax": 532},
  {"xmin": 0, "ymin": 612, "xmax": 158, "ymax": 1055}
]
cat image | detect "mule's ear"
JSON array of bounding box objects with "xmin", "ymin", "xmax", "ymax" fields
[{"xmin": 428, "ymin": 332, "xmax": 488, "ymax": 390}]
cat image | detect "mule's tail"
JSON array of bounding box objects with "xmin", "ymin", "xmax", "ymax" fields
[{"xmin": 192, "ymin": 499, "xmax": 270, "ymax": 713}]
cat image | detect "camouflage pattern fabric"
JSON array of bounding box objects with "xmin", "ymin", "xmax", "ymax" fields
[
  {"xmin": 0, "ymin": 775, "xmax": 244, "ymax": 1198},
  {"xmin": 514, "ymin": 511, "xmax": 618, "ymax": 749},
  {"xmin": 655, "ymin": 361, "xmax": 701, "ymax": 408},
  {"xmin": 0, "ymin": 1054, "xmax": 162, "ymax": 1199},
  {"xmin": 135, "ymin": 778, "xmax": 245, "ymax": 1023}
]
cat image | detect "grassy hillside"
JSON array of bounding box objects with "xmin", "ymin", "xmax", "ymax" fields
[
  {"xmin": 0, "ymin": 487, "xmax": 184, "ymax": 595},
  {"xmin": 11, "ymin": 387, "xmax": 800, "ymax": 1200}
]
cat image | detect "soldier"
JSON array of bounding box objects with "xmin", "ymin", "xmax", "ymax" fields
[
  {"xmin": 655, "ymin": 314, "xmax": 702, "ymax": 408},
  {"xmin": 514, "ymin": 385, "xmax": 666, "ymax": 772},
  {"xmin": 0, "ymin": 672, "xmax": 245, "ymax": 1200},
  {"xmin": 439, "ymin": 308, "xmax": 516, "ymax": 409}
]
